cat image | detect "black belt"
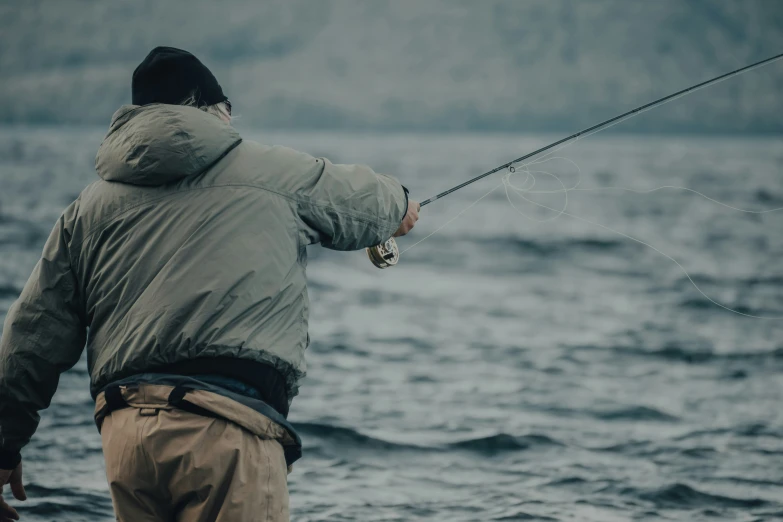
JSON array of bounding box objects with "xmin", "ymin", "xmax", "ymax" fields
[{"xmin": 150, "ymin": 357, "xmax": 290, "ymax": 417}]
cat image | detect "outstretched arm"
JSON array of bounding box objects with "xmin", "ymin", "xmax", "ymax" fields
[{"xmin": 294, "ymin": 154, "xmax": 413, "ymax": 250}]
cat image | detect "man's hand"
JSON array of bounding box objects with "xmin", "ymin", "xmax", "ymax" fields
[
  {"xmin": 394, "ymin": 200, "xmax": 420, "ymax": 237},
  {"xmin": 0, "ymin": 463, "xmax": 26, "ymax": 521}
]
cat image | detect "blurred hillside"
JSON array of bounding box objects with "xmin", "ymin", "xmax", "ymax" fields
[{"xmin": 1, "ymin": 0, "xmax": 782, "ymax": 132}]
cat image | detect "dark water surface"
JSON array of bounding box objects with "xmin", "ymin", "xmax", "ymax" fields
[{"xmin": 1, "ymin": 127, "xmax": 782, "ymax": 521}]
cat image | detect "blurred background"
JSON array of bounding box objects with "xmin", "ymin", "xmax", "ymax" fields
[
  {"xmin": 2, "ymin": 0, "xmax": 783, "ymax": 132},
  {"xmin": 1, "ymin": 1, "xmax": 782, "ymax": 521}
]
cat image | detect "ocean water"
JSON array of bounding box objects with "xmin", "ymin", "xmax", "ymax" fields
[{"xmin": 0, "ymin": 127, "xmax": 782, "ymax": 521}]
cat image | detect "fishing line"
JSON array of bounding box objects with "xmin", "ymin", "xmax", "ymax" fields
[
  {"xmin": 500, "ymin": 163, "xmax": 782, "ymax": 319},
  {"xmin": 403, "ymin": 155, "xmax": 783, "ymax": 318},
  {"xmin": 393, "ymin": 52, "xmax": 783, "ymax": 317}
]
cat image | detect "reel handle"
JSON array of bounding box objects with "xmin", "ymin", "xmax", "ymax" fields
[{"xmin": 366, "ymin": 237, "xmax": 400, "ymax": 269}]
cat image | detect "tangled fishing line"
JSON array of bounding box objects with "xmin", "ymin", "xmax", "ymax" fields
[{"xmin": 401, "ymin": 153, "xmax": 783, "ymax": 320}]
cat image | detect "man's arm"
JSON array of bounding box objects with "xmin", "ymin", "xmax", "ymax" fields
[
  {"xmin": 292, "ymin": 154, "xmax": 414, "ymax": 250},
  {"xmin": 0, "ymin": 204, "xmax": 86, "ymax": 516}
]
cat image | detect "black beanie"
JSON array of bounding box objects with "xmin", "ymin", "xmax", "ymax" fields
[{"xmin": 132, "ymin": 46, "xmax": 227, "ymax": 107}]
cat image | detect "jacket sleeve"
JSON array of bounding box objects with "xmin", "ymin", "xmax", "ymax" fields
[
  {"xmin": 0, "ymin": 205, "xmax": 86, "ymax": 469},
  {"xmin": 293, "ymin": 155, "xmax": 409, "ymax": 251}
]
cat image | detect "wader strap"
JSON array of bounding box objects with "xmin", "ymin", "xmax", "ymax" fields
[
  {"xmin": 104, "ymin": 385, "xmax": 129, "ymax": 412},
  {"xmin": 95, "ymin": 384, "xmax": 129, "ymax": 432},
  {"xmin": 167, "ymin": 385, "xmax": 222, "ymax": 420}
]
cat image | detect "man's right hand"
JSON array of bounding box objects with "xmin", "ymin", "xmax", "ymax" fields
[
  {"xmin": 0, "ymin": 462, "xmax": 26, "ymax": 521},
  {"xmin": 394, "ymin": 200, "xmax": 420, "ymax": 237}
]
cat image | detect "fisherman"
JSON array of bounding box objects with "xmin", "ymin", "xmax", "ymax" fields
[{"xmin": 0, "ymin": 46, "xmax": 420, "ymax": 521}]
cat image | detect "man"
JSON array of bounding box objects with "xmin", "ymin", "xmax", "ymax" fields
[{"xmin": 0, "ymin": 47, "xmax": 419, "ymax": 521}]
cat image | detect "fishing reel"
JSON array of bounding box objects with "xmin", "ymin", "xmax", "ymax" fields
[{"xmin": 366, "ymin": 237, "xmax": 400, "ymax": 268}]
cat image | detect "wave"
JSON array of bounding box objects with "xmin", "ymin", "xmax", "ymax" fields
[
  {"xmin": 598, "ymin": 441, "xmax": 717, "ymax": 459},
  {"xmin": 755, "ymin": 188, "xmax": 783, "ymax": 205},
  {"xmin": 292, "ymin": 422, "xmax": 426, "ymax": 452},
  {"xmin": 367, "ymin": 336, "xmax": 436, "ymax": 351},
  {"xmin": 448, "ymin": 433, "xmax": 563, "ymax": 454},
  {"xmin": 575, "ymin": 343, "xmax": 783, "ymax": 365},
  {"xmin": 18, "ymin": 485, "xmax": 114, "ymax": 519},
  {"xmin": 293, "ymin": 423, "xmax": 563, "ymax": 455},
  {"xmin": 625, "ymin": 483, "xmax": 767, "ymax": 509},
  {"xmin": 734, "ymin": 422, "xmax": 783, "ymax": 437},
  {"xmin": 307, "ymin": 341, "xmax": 371, "ymax": 357},
  {"xmin": 19, "ymin": 502, "xmax": 113, "ymax": 521},
  {"xmin": 399, "ymin": 233, "xmax": 633, "ymax": 258},
  {"xmin": 621, "ymin": 345, "xmax": 716, "ymax": 363},
  {"xmin": 527, "ymin": 403, "xmax": 680, "ymax": 423},
  {"xmin": 543, "ymin": 476, "xmax": 588, "ymax": 487},
  {"xmin": 492, "ymin": 511, "xmax": 558, "ymax": 521},
  {"xmin": 482, "ymin": 236, "xmax": 630, "ymax": 257},
  {"xmin": 598, "ymin": 440, "xmax": 650, "ymax": 454},
  {"xmin": 674, "ymin": 422, "xmax": 783, "ymax": 441},
  {"xmin": 306, "ymin": 279, "xmax": 339, "ymax": 292},
  {"xmin": 676, "ymin": 297, "xmax": 782, "ymax": 318},
  {"xmin": 644, "ymin": 346, "xmax": 782, "ymax": 364},
  {"xmin": 711, "ymin": 476, "xmax": 783, "ymax": 487},
  {"xmin": 679, "ymin": 446, "xmax": 718, "ymax": 458},
  {"xmin": 678, "ymin": 297, "xmax": 759, "ymax": 315},
  {"xmin": 593, "ymin": 406, "xmax": 679, "ymax": 422},
  {"xmin": 0, "ymin": 284, "xmax": 21, "ymax": 298},
  {"xmin": 745, "ymin": 276, "xmax": 783, "ymax": 288},
  {"xmin": 674, "ymin": 273, "xmax": 783, "ymax": 288}
]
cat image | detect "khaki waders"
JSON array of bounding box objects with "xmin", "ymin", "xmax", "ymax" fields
[{"xmin": 95, "ymin": 384, "xmax": 291, "ymax": 522}]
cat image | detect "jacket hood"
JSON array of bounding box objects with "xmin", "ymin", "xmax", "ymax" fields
[{"xmin": 95, "ymin": 104, "xmax": 242, "ymax": 186}]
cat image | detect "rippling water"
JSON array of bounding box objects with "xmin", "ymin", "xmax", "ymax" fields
[{"xmin": 1, "ymin": 127, "xmax": 782, "ymax": 521}]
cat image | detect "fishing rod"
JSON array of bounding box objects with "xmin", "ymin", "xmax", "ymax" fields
[{"xmin": 366, "ymin": 51, "xmax": 783, "ymax": 269}]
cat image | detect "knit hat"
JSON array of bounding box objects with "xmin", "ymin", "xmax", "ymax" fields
[{"xmin": 132, "ymin": 46, "xmax": 227, "ymax": 107}]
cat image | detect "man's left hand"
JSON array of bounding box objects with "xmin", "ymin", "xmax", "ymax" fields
[{"xmin": 0, "ymin": 463, "xmax": 26, "ymax": 521}]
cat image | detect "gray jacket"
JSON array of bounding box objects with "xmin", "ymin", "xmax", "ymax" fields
[{"xmin": 0, "ymin": 104, "xmax": 407, "ymax": 458}]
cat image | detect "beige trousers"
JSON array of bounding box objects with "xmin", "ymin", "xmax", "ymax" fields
[{"xmin": 97, "ymin": 385, "xmax": 290, "ymax": 522}]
